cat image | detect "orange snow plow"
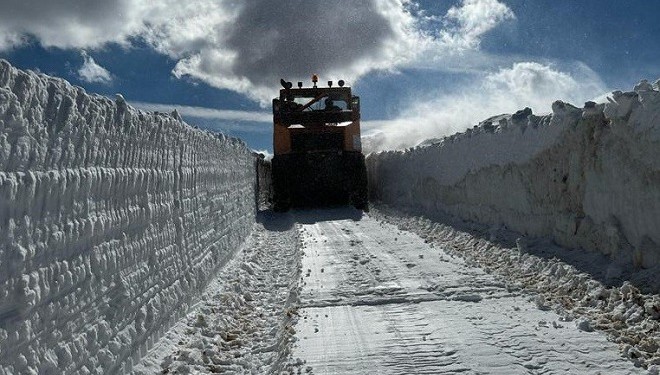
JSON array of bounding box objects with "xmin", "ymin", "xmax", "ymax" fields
[{"xmin": 271, "ymin": 76, "xmax": 368, "ymax": 211}]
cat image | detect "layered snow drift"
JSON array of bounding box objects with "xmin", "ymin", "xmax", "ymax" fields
[
  {"xmin": 367, "ymin": 79, "xmax": 660, "ymax": 269},
  {"xmin": 0, "ymin": 60, "xmax": 257, "ymax": 374}
]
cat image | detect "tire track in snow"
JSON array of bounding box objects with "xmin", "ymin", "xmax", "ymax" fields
[
  {"xmin": 289, "ymin": 208, "xmax": 643, "ymax": 374},
  {"xmin": 371, "ymin": 204, "xmax": 660, "ymax": 372}
]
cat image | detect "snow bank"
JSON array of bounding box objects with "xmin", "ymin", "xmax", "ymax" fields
[
  {"xmin": 0, "ymin": 60, "xmax": 257, "ymax": 374},
  {"xmin": 368, "ymin": 79, "xmax": 660, "ymax": 268}
]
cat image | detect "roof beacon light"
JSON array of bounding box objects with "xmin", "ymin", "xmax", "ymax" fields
[
  {"xmin": 328, "ymin": 81, "xmax": 333, "ymax": 87},
  {"xmin": 338, "ymin": 79, "xmax": 345, "ymax": 87},
  {"xmin": 297, "ymin": 81, "xmax": 303, "ymax": 88},
  {"xmin": 312, "ymin": 74, "xmax": 319, "ymax": 88}
]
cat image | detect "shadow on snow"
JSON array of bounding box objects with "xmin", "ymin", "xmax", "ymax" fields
[{"xmin": 257, "ymin": 206, "xmax": 363, "ymax": 232}]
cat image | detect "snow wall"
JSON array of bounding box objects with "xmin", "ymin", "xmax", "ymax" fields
[
  {"xmin": 367, "ymin": 81, "xmax": 660, "ymax": 269},
  {"xmin": 0, "ymin": 60, "xmax": 257, "ymax": 374}
]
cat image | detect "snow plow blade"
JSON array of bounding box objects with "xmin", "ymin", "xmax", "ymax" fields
[{"xmin": 272, "ymin": 151, "xmax": 368, "ymax": 211}]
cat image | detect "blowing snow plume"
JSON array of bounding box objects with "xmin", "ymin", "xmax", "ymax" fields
[{"xmin": 361, "ymin": 62, "xmax": 607, "ymax": 153}]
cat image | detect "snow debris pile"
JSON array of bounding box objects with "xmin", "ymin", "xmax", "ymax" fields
[
  {"xmin": 367, "ymin": 79, "xmax": 660, "ymax": 269},
  {"xmin": 132, "ymin": 213, "xmax": 301, "ymax": 374},
  {"xmin": 0, "ymin": 60, "xmax": 257, "ymax": 374}
]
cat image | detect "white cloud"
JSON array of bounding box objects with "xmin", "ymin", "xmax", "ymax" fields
[
  {"xmin": 131, "ymin": 101, "xmax": 271, "ymax": 123},
  {"xmin": 0, "ymin": 1, "xmax": 607, "ymax": 156},
  {"xmin": 362, "ymin": 61, "xmax": 607, "ymax": 153},
  {"xmin": 167, "ymin": 0, "xmax": 427, "ymax": 104},
  {"xmin": 0, "ymin": 0, "xmax": 148, "ymax": 49},
  {"xmin": 0, "ymin": 0, "xmax": 517, "ymax": 103},
  {"xmin": 0, "ymin": 30, "xmax": 25, "ymax": 50},
  {"xmin": 161, "ymin": 0, "xmax": 516, "ymax": 104},
  {"xmin": 482, "ymin": 62, "xmax": 605, "ymax": 107},
  {"xmin": 440, "ymin": 0, "xmax": 515, "ymax": 49},
  {"xmin": 78, "ymin": 51, "xmax": 112, "ymax": 84}
]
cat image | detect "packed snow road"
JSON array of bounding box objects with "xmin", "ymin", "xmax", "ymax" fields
[
  {"xmin": 290, "ymin": 208, "xmax": 642, "ymax": 374},
  {"xmin": 133, "ymin": 208, "xmax": 644, "ymax": 374}
]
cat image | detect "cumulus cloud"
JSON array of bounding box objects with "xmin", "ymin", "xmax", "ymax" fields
[
  {"xmin": 169, "ymin": 0, "xmax": 425, "ymax": 104},
  {"xmin": 131, "ymin": 101, "xmax": 271, "ymax": 123},
  {"xmin": 361, "ymin": 61, "xmax": 607, "ymax": 153},
  {"xmin": 0, "ymin": 0, "xmax": 516, "ymax": 103},
  {"xmin": 440, "ymin": 0, "xmax": 515, "ymax": 49},
  {"xmin": 0, "ymin": 30, "xmax": 25, "ymax": 51},
  {"xmin": 0, "ymin": 0, "xmax": 148, "ymax": 49},
  {"xmin": 162, "ymin": 0, "xmax": 517, "ymax": 103},
  {"xmin": 483, "ymin": 61, "xmax": 604, "ymax": 105},
  {"xmin": 78, "ymin": 51, "xmax": 112, "ymax": 84}
]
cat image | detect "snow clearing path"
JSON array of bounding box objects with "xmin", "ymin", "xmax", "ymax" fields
[
  {"xmin": 291, "ymin": 208, "xmax": 643, "ymax": 374},
  {"xmin": 131, "ymin": 208, "xmax": 645, "ymax": 374}
]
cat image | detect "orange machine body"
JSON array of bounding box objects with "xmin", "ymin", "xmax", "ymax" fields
[
  {"xmin": 270, "ymin": 82, "xmax": 368, "ymax": 211},
  {"xmin": 272, "ymin": 86, "xmax": 361, "ymax": 155}
]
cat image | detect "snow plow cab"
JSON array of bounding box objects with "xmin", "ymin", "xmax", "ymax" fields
[{"xmin": 271, "ymin": 76, "xmax": 368, "ymax": 211}]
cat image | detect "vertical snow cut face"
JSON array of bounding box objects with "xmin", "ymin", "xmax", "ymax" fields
[
  {"xmin": 367, "ymin": 80, "xmax": 660, "ymax": 269},
  {"xmin": 0, "ymin": 60, "xmax": 257, "ymax": 374}
]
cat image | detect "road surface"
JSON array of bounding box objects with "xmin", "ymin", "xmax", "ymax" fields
[
  {"xmin": 291, "ymin": 209, "xmax": 641, "ymax": 374},
  {"xmin": 133, "ymin": 208, "xmax": 644, "ymax": 374}
]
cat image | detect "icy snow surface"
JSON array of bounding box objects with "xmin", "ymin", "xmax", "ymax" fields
[
  {"xmin": 289, "ymin": 208, "xmax": 644, "ymax": 374},
  {"xmin": 0, "ymin": 60, "xmax": 257, "ymax": 374},
  {"xmin": 367, "ymin": 82, "xmax": 660, "ymax": 268}
]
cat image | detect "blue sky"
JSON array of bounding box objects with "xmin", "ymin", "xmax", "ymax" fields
[{"xmin": 0, "ymin": 1, "xmax": 658, "ymax": 153}]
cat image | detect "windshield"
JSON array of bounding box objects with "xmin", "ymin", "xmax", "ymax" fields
[{"xmin": 287, "ymin": 95, "xmax": 349, "ymax": 111}]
